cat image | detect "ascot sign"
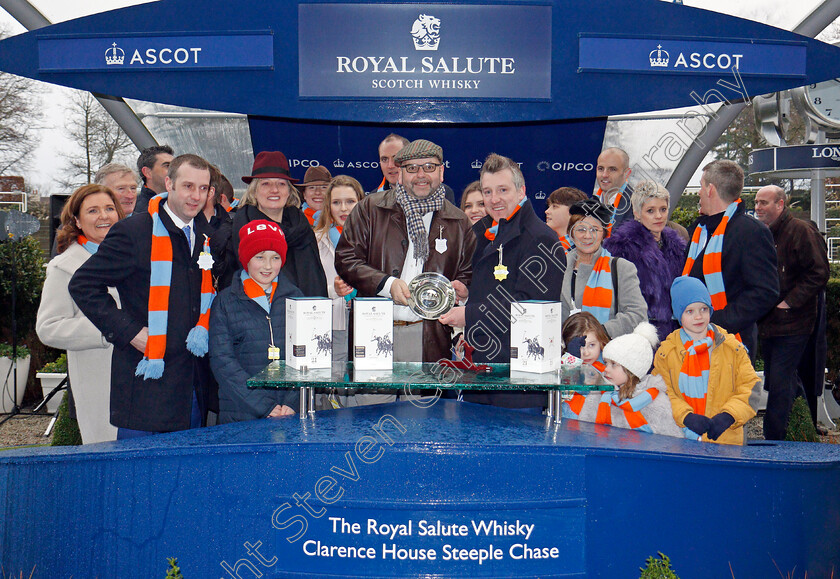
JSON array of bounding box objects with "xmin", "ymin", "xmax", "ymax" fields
[
  {"xmin": 299, "ymin": 4, "xmax": 551, "ymax": 99},
  {"xmin": 38, "ymin": 32, "xmax": 274, "ymax": 72},
  {"xmin": 578, "ymin": 35, "xmax": 806, "ymax": 77}
]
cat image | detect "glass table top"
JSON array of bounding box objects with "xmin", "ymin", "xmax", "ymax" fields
[{"xmin": 248, "ymin": 362, "xmax": 612, "ymax": 392}]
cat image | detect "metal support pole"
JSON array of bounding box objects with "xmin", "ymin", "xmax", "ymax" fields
[
  {"xmin": 0, "ymin": 0, "xmax": 158, "ymax": 150},
  {"xmin": 664, "ymin": 0, "xmax": 840, "ymax": 205},
  {"xmin": 812, "ymin": 130, "xmax": 827, "ymax": 232},
  {"xmin": 299, "ymin": 387, "xmax": 307, "ymax": 419}
]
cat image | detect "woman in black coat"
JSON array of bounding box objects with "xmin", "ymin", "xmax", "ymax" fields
[
  {"xmin": 211, "ymin": 151, "xmax": 328, "ymax": 296},
  {"xmin": 603, "ymin": 181, "xmax": 687, "ymax": 341}
]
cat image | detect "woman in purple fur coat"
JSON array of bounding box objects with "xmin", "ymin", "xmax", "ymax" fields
[{"xmin": 603, "ymin": 181, "xmax": 687, "ymax": 341}]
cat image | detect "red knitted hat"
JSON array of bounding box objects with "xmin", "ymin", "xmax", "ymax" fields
[{"xmin": 238, "ymin": 220, "xmax": 288, "ymax": 268}]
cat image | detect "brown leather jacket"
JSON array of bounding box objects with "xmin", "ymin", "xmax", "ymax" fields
[
  {"xmin": 758, "ymin": 208, "xmax": 829, "ymax": 337},
  {"xmin": 336, "ymin": 189, "xmax": 476, "ymax": 362}
]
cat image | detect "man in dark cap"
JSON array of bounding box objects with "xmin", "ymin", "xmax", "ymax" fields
[{"xmin": 337, "ymin": 139, "xmax": 475, "ymax": 378}]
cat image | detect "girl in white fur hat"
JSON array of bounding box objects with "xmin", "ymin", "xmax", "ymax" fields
[{"xmin": 563, "ymin": 322, "xmax": 682, "ymax": 438}]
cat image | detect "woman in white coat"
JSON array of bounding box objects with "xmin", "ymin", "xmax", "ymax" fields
[
  {"xmin": 36, "ymin": 184, "xmax": 124, "ymax": 443},
  {"xmin": 314, "ymin": 175, "xmax": 364, "ymax": 361}
]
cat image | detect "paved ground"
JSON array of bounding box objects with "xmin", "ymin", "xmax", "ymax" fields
[{"xmin": 0, "ymin": 408, "xmax": 53, "ymax": 448}]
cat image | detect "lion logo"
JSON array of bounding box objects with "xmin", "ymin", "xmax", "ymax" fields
[{"xmin": 411, "ymin": 14, "xmax": 441, "ymax": 51}]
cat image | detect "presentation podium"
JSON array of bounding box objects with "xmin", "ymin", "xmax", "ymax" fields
[{"xmin": 0, "ymin": 399, "xmax": 838, "ymax": 577}]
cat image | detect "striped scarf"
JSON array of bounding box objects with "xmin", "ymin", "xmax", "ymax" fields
[
  {"xmin": 485, "ymin": 196, "xmax": 526, "ymax": 241},
  {"xmin": 136, "ymin": 194, "xmax": 215, "ymax": 380},
  {"xmin": 581, "ymin": 248, "xmax": 614, "ymax": 325},
  {"xmin": 682, "ymin": 200, "xmax": 740, "ymax": 313},
  {"xmin": 594, "ymin": 184, "xmax": 626, "ymax": 234},
  {"xmin": 301, "ymin": 202, "xmax": 321, "ymax": 227},
  {"xmin": 559, "ymin": 234, "xmax": 574, "ymax": 252},
  {"xmin": 678, "ymin": 326, "xmax": 714, "ymax": 440},
  {"xmin": 394, "ymin": 183, "xmax": 445, "ymax": 261},
  {"xmin": 77, "ymin": 234, "xmax": 99, "ymax": 255},
  {"xmin": 329, "ymin": 224, "xmax": 342, "ymax": 248},
  {"xmin": 326, "ymin": 224, "xmax": 357, "ymax": 302},
  {"xmin": 241, "ymin": 269, "xmax": 276, "ymax": 313},
  {"xmin": 594, "ymin": 387, "xmax": 660, "ymax": 433}
]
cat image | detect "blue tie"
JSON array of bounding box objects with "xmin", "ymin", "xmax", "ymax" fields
[{"xmin": 183, "ymin": 225, "xmax": 191, "ymax": 252}]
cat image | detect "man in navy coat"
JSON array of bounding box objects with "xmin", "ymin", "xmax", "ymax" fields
[
  {"xmin": 441, "ymin": 153, "xmax": 565, "ymax": 408},
  {"xmin": 70, "ymin": 154, "xmax": 216, "ymax": 438}
]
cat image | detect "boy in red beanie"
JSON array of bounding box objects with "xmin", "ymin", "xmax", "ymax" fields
[{"xmin": 209, "ymin": 220, "xmax": 303, "ymax": 423}]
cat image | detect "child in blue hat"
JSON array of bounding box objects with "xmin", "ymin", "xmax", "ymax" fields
[{"xmin": 653, "ymin": 276, "xmax": 757, "ymax": 445}]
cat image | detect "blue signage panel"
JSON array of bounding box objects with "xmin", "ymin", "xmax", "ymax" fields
[
  {"xmin": 299, "ymin": 4, "xmax": 551, "ymax": 100},
  {"xmin": 267, "ymin": 506, "xmax": 584, "ymax": 576},
  {"xmin": 579, "ymin": 35, "xmax": 807, "ymax": 77},
  {"xmin": 247, "ymin": 118, "xmax": 609, "ymax": 216},
  {"xmin": 2, "ymin": 0, "xmax": 840, "ymax": 121},
  {"xmin": 750, "ymin": 144, "xmax": 840, "ymax": 175},
  {"xmin": 38, "ymin": 32, "xmax": 274, "ymax": 72}
]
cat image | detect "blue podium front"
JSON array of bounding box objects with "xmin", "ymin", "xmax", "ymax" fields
[{"xmin": 0, "ymin": 400, "xmax": 838, "ymax": 577}]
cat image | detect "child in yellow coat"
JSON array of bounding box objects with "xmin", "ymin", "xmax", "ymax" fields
[{"xmin": 653, "ymin": 277, "xmax": 757, "ymax": 445}]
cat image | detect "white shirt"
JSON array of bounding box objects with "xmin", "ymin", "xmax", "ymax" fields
[
  {"xmin": 162, "ymin": 200, "xmax": 195, "ymax": 252},
  {"xmin": 378, "ymin": 212, "xmax": 434, "ymax": 322}
]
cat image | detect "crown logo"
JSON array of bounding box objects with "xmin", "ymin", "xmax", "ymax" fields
[
  {"xmin": 649, "ymin": 44, "xmax": 669, "ymax": 68},
  {"xmin": 537, "ymin": 161, "xmax": 549, "ymax": 171},
  {"xmin": 105, "ymin": 42, "xmax": 125, "ymax": 66},
  {"xmin": 333, "ymin": 158, "xmax": 345, "ymax": 168},
  {"xmin": 471, "ymin": 159, "xmax": 482, "ymax": 170},
  {"xmin": 411, "ymin": 14, "xmax": 441, "ymax": 51},
  {"xmin": 534, "ymin": 190, "xmax": 546, "ymax": 200}
]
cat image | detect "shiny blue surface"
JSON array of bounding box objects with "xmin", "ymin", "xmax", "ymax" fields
[{"xmin": 0, "ymin": 400, "xmax": 838, "ymax": 577}]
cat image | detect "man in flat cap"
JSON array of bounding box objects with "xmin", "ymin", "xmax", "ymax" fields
[{"xmin": 337, "ymin": 139, "xmax": 475, "ymax": 395}]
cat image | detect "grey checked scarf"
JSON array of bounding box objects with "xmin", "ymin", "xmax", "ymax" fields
[{"xmin": 394, "ymin": 183, "xmax": 445, "ymax": 261}]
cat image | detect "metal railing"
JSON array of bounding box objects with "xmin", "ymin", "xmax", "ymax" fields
[{"xmin": 828, "ymin": 237, "xmax": 840, "ymax": 262}]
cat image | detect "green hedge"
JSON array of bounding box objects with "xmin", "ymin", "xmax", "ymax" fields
[{"xmin": 828, "ymin": 279, "xmax": 840, "ymax": 383}]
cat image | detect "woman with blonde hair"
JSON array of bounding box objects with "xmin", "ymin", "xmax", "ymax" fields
[
  {"xmin": 212, "ymin": 151, "xmax": 327, "ymax": 295},
  {"xmin": 314, "ymin": 175, "xmax": 364, "ymax": 366},
  {"xmin": 604, "ymin": 181, "xmax": 687, "ymax": 340},
  {"xmin": 36, "ymin": 184, "xmax": 125, "ymax": 443}
]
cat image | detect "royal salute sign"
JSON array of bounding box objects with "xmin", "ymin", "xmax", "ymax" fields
[{"xmin": 298, "ymin": 4, "xmax": 551, "ymax": 99}]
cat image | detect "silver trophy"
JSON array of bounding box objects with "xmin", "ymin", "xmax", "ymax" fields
[{"xmin": 407, "ymin": 272, "xmax": 456, "ymax": 320}]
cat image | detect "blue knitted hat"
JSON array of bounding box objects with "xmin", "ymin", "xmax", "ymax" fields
[{"xmin": 670, "ymin": 276, "xmax": 713, "ymax": 320}]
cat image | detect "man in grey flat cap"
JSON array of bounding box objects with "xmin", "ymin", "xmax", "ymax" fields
[{"xmin": 337, "ymin": 139, "xmax": 475, "ymax": 380}]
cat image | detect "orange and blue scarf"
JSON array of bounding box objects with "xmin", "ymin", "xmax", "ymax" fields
[
  {"xmin": 241, "ymin": 269, "xmax": 277, "ymax": 313},
  {"xmin": 327, "ymin": 224, "xmax": 357, "ymax": 301},
  {"xmin": 682, "ymin": 200, "xmax": 740, "ymax": 316},
  {"xmin": 559, "ymin": 234, "xmax": 574, "ymax": 252},
  {"xmin": 77, "ymin": 234, "xmax": 98, "ymax": 255},
  {"xmin": 678, "ymin": 326, "xmax": 714, "ymax": 440},
  {"xmin": 136, "ymin": 194, "xmax": 215, "ymax": 380},
  {"xmin": 581, "ymin": 248, "xmax": 614, "ymax": 325},
  {"xmin": 594, "ymin": 183, "xmax": 626, "ymax": 234},
  {"xmin": 595, "ymin": 387, "xmax": 660, "ymax": 433},
  {"xmin": 302, "ymin": 202, "xmax": 320, "ymax": 227},
  {"xmin": 484, "ymin": 197, "xmax": 526, "ymax": 241}
]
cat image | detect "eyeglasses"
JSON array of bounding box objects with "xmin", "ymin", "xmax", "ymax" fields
[
  {"xmin": 572, "ymin": 226, "xmax": 603, "ymax": 237},
  {"xmin": 402, "ymin": 162, "xmax": 442, "ymax": 174}
]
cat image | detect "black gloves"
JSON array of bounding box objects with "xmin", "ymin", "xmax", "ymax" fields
[
  {"xmin": 707, "ymin": 412, "xmax": 735, "ymax": 441},
  {"xmin": 683, "ymin": 413, "xmax": 712, "ymax": 436},
  {"xmin": 566, "ymin": 336, "xmax": 586, "ymax": 359}
]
